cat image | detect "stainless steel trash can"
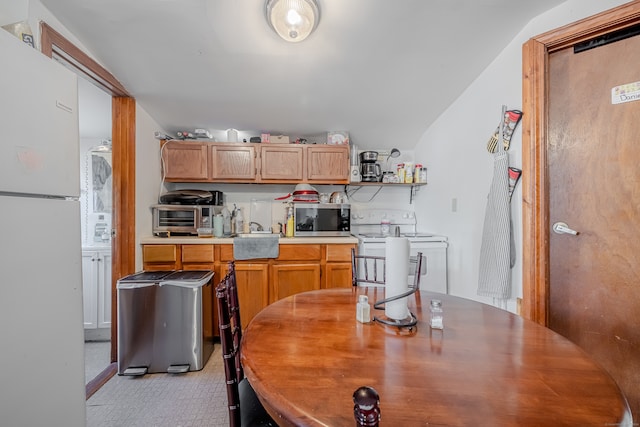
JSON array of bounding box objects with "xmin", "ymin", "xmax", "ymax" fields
[{"xmin": 117, "ymin": 270, "xmax": 214, "ymax": 376}]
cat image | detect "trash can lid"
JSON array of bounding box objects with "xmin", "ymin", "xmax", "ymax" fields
[
  {"xmin": 117, "ymin": 270, "xmax": 174, "ymax": 283},
  {"xmin": 160, "ymin": 270, "xmax": 214, "ymax": 288}
]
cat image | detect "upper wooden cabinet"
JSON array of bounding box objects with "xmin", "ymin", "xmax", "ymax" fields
[
  {"xmin": 161, "ymin": 141, "xmax": 209, "ymax": 181},
  {"xmin": 306, "ymin": 145, "xmax": 349, "ymax": 182},
  {"xmin": 260, "ymin": 145, "xmax": 304, "ymax": 181},
  {"xmin": 161, "ymin": 140, "xmax": 349, "ymax": 184},
  {"xmin": 210, "ymin": 145, "xmax": 256, "ymax": 180}
]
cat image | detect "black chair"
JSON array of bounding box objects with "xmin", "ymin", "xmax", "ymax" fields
[{"xmin": 216, "ymin": 261, "xmax": 276, "ymax": 427}]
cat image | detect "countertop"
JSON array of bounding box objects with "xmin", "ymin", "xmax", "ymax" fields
[{"xmin": 140, "ymin": 235, "xmax": 359, "ymax": 245}]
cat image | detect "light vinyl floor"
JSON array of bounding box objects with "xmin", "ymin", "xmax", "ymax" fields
[{"xmin": 86, "ymin": 346, "xmax": 229, "ymax": 427}]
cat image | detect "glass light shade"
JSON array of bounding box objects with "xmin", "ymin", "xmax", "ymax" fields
[{"xmin": 266, "ymin": 0, "xmax": 319, "ymax": 43}]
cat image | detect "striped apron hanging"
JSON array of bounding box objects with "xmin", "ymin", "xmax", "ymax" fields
[{"xmin": 478, "ymin": 106, "xmax": 512, "ymax": 300}]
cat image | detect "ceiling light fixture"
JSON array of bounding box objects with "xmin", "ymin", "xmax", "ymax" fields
[{"xmin": 266, "ymin": 0, "xmax": 320, "ymax": 43}]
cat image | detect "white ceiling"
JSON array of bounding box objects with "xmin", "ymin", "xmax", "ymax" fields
[{"xmin": 42, "ymin": 0, "xmax": 566, "ymax": 150}]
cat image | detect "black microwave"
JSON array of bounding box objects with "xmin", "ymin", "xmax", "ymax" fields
[{"xmin": 294, "ymin": 203, "xmax": 351, "ymax": 237}]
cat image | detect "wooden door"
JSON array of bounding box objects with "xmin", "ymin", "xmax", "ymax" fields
[
  {"xmin": 142, "ymin": 244, "xmax": 180, "ymax": 270},
  {"xmin": 324, "ymin": 263, "xmax": 352, "ymax": 288},
  {"xmin": 226, "ymin": 262, "xmax": 270, "ymax": 330},
  {"xmin": 306, "ymin": 145, "xmax": 349, "ymax": 182},
  {"xmin": 324, "ymin": 244, "xmax": 357, "ymax": 288},
  {"xmin": 547, "ymin": 34, "xmax": 640, "ymax": 415},
  {"xmin": 522, "ymin": 2, "xmax": 640, "ymax": 418},
  {"xmin": 161, "ymin": 140, "xmax": 209, "ymax": 181},
  {"xmin": 260, "ymin": 145, "xmax": 303, "ymax": 181},
  {"xmin": 270, "ymin": 263, "xmax": 321, "ymax": 302},
  {"xmin": 210, "ymin": 145, "xmax": 256, "ymax": 180}
]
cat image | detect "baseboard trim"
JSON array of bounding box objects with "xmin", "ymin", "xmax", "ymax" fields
[{"xmin": 86, "ymin": 362, "xmax": 117, "ymax": 400}]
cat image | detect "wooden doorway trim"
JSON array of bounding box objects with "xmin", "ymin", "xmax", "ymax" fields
[
  {"xmin": 521, "ymin": 1, "xmax": 640, "ymax": 325},
  {"xmin": 39, "ymin": 22, "xmax": 136, "ymax": 392}
]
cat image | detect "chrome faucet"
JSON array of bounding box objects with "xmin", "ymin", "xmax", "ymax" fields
[{"xmin": 249, "ymin": 222, "xmax": 264, "ymax": 232}]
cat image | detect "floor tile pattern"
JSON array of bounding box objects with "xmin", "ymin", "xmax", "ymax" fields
[{"xmin": 86, "ymin": 346, "xmax": 229, "ymax": 427}]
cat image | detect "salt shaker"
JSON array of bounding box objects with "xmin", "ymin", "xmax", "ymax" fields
[
  {"xmin": 429, "ymin": 299, "xmax": 443, "ymax": 329},
  {"xmin": 356, "ymin": 295, "xmax": 370, "ymax": 323}
]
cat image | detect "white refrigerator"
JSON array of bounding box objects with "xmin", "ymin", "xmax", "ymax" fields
[{"xmin": 0, "ymin": 30, "xmax": 86, "ymax": 425}]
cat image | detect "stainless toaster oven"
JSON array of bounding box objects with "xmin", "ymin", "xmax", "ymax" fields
[{"xmin": 152, "ymin": 204, "xmax": 217, "ymax": 236}]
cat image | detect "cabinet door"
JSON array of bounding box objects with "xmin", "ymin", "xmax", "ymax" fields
[
  {"xmin": 324, "ymin": 244, "xmax": 357, "ymax": 288},
  {"xmin": 182, "ymin": 244, "xmax": 214, "ymax": 265},
  {"xmin": 97, "ymin": 250, "xmax": 112, "ymax": 329},
  {"xmin": 270, "ymin": 263, "xmax": 321, "ymax": 303},
  {"xmin": 82, "ymin": 251, "xmax": 98, "ymax": 329},
  {"xmin": 325, "ymin": 263, "xmax": 353, "ymax": 289},
  {"xmin": 161, "ymin": 141, "xmax": 209, "ymax": 181},
  {"xmin": 210, "ymin": 145, "xmax": 256, "ymax": 180},
  {"xmin": 142, "ymin": 244, "xmax": 179, "ymax": 270},
  {"xmin": 260, "ymin": 145, "xmax": 303, "ymax": 181},
  {"xmin": 222, "ymin": 262, "xmax": 269, "ymax": 330},
  {"xmin": 306, "ymin": 145, "xmax": 349, "ymax": 182}
]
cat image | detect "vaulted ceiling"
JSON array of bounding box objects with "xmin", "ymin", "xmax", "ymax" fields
[{"xmin": 42, "ymin": 0, "xmax": 566, "ymax": 150}]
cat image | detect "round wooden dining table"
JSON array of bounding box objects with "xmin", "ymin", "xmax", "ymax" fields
[{"xmin": 241, "ymin": 288, "xmax": 632, "ymax": 426}]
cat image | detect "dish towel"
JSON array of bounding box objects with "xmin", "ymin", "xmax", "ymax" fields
[
  {"xmin": 233, "ymin": 235, "xmax": 279, "ymax": 260},
  {"xmin": 478, "ymin": 106, "xmax": 512, "ymax": 301}
]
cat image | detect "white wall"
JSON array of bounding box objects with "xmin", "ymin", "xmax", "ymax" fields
[
  {"xmin": 136, "ymin": 106, "xmax": 165, "ymax": 270},
  {"xmin": 413, "ymin": 0, "xmax": 631, "ymax": 312}
]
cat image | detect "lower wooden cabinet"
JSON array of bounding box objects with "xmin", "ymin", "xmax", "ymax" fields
[
  {"xmin": 142, "ymin": 244, "xmax": 179, "ymax": 270},
  {"xmin": 142, "ymin": 242, "xmax": 357, "ymax": 331},
  {"xmin": 271, "ymin": 263, "xmax": 321, "ymax": 303},
  {"xmin": 324, "ymin": 244, "xmax": 356, "ymax": 289},
  {"xmin": 220, "ymin": 261, "xmax": 270, "ymax": 331}
]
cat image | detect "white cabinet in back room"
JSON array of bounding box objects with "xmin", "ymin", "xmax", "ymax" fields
[{"xmin": 82, "ymin": 248, "xmax": 112, "ymax": 329}]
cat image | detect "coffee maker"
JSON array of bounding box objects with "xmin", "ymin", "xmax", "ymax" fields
[{"xmin": 359, "ymin": 151, "xmax": 382, "ymax": 182}]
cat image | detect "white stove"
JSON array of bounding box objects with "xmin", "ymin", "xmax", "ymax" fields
[{"xmin": 351, "ymin": 208, "xmax": 448, "ymax": 294}]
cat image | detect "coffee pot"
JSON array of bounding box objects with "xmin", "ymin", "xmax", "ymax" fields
[
  {"xmin": 360, "ymin": 163, "xmax": 382, "ymax": 182},
  {"xmin": 359, "ymin": 151, "xmax": 382, "ymax": 182}
]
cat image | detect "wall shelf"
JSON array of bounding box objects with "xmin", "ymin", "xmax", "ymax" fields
[{"xmin": 345, "ymin": 182, "xmax": 426, "ymax": 204}]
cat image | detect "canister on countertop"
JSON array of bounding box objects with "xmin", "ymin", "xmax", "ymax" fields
[{"xmin": 213, "ymin": 214, "xmax": 223, "ymax": 237}]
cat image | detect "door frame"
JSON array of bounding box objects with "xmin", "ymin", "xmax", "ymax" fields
[
  {"xmin": 40, "ymin": 22, "xmax": 136, "ymax": 396},
  {"xmin": 521, "ymin": 1, "xmax": 640, "ymax": 325}
]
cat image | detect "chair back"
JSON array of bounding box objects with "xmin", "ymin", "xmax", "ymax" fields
[
  {"xmin": 351, "ymin": 248, "xmax": 386, "ymax": 286},
  {"xmin": 352, "ymin": 248, "xmax": 425, "ymax": 290},
  {"xmin": 216, "ymin": 261, "xmax": 243, "ymax": 427}
]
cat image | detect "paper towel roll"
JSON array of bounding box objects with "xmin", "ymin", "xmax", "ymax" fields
[{"xmin": 385, "ymin": 236, "xmax": 410, "ymax": 320}]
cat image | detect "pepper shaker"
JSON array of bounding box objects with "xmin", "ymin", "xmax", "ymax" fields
[{"xmin": 353, "ymin": 386, "xmax": 380, "ymax": 427}]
